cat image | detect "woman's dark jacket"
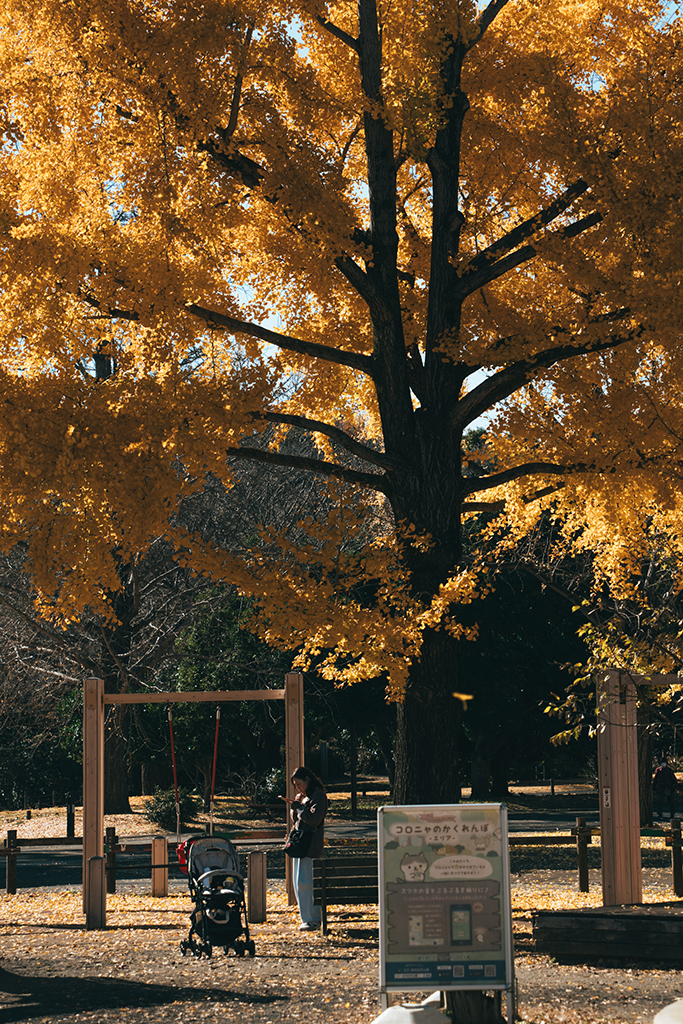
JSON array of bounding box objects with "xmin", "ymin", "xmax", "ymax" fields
[{"xmin": 290, "ymin": 786, "xmax": 328, "ymax": 859}]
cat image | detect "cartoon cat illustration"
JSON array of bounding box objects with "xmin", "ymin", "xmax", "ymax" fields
[{"xmin": 399, "ymin": 851, "xmax": 428, "ymax": 881}]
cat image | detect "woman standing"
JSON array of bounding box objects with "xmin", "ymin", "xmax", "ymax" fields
[{"xmin": 282, "ymin": 766, "xmax": 328, "ymax": 931}]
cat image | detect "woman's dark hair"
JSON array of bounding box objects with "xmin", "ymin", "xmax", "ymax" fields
[{"xmin": 291, "ymin": 765, "xmax": 325, "ymax": 794}]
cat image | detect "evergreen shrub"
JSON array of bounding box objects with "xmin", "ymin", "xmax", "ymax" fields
[{"xmin": 144, "ymin": 787, "xmax": 200, "ymax": 830}]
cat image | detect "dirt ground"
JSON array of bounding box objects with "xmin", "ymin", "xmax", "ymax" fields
[
  {"xmin": 2, "ymin": 801, "xmax": 683, "ymax": 1023},
  {"xmin": 3, "ymin": 875, "xmax": 683, "ymax": 1024}
]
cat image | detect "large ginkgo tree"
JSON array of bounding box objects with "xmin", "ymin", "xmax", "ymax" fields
[{"xmin": 0, "ymin": 0, "xmax": 682, "ymax": 806}]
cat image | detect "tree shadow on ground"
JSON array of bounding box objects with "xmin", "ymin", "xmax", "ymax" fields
[
  {"xmin": 0, "ymin": 968, "xmax": 288, "ymax": 1023},
  {"xmin": 1, "ymin": 922, "xmax": 182, "ymax": 931}
]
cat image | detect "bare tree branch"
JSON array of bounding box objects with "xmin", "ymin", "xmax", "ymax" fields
[
  {"xmin": 227, "ymin": 445, "xmax": 391, "ymax": 493},
  {"xmin": 224, "ymin": 24, "xmax": 255, "ymax": 141},
  {"xmin": 462, "ymin": 483, "xmax": 567, "ymax": 514},
  {"xmin": 462, "ymin": 499, "xmax": 506, "ymax": 512},
  {"xmin": 467, "ymin": 0, "xmax": 514, "ymax": 50},
  {"xmin": 0, "ymin": 589, "xmax": 97, "ymax": 669},
  {"xmin": 454, "ymin": 319, "xmax": 644, "ymax": 430},
  {"xmin": 252, "ymin": 411, "xmax": 404, "ymax": 471},
  {"xmin": 464, "ymin": 461, "xmax": 569, "ymax": 495},
  {"xmin": 520, "ymin": 561, "xmax": 603, "ymax": 625},
  {"xmin": 465, "ymin": 179, "xmax": 590, "ymax": 276},
  {"xmin": 195, "ymin": 140, "xmax": 265, "ymax": 187},
  {"xmin": 187, "ymin": 304, "xmax": 374, "ymax": 375},
  {"xmin": 316, "ymin": 15, "xmax": 359, "ymax": 51},
  {"xmin": 456, "ymin": 212, "xmax": 603, "ymax": 301},
  {"xmin": 333, "ymin": 254, "xmax": 393, "ymax": 324}
]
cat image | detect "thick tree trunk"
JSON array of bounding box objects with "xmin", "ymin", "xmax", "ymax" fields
[
  {"xmin": 104, "ymin": 706, "xmax": 131, "ymax": 813},
  {"xmin": 372, "ymin": 716, "xmax": 396, "ymax": 790},
  {"xmin": 470, "ymin": 733, "xmax": 491, "ymax": 800},
  {"xmin": 140, "ymin": 762, "xmax": 167, "ymax": 796},
  {"xmin": 393, "ymin": 629, "xmax": 462, "ymax": 804},
  {"xmin": 490, "ymin": 752, "xmax": 510, "ymax": 800}
]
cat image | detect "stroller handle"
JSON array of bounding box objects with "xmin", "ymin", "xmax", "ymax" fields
[{"xmin": 197, "ymin": 868, "xmax": 245, "ymax": 885}]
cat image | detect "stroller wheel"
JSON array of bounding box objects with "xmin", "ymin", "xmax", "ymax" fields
[
  {"xmin": 234, "ymin": 940, "xmax": 246, "ymax": 957},
  {"xmin": 204, "ymin": 943, "xmax": 213, "ymax": 959},
  {"xmin": 180, "ymin": 941, "xmax": 188, "ymax": 956},
  {"xmin": 247, "ymin": 940, "xmax": 256, "ymax": 957}
]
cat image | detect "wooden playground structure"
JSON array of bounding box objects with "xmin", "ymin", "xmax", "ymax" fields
[
  {"xmin": 8, "ymin": 665, "xmax": 677, "ymax": 925},
  {"xmin": 82, "ymin": 672, "xmax": 304, "ymax": 926}
]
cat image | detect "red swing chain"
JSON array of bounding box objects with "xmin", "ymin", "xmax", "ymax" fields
[
  {"xmin": 167, "ymin": 708, "xmax": 181, "ymax": 845},
  {"xmin": 210, "ymin": 708, "xmax": 220, "ymax": 836}
]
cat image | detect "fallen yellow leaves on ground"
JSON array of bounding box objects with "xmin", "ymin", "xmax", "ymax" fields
[{"xmin": 2, "ymin": 877, "xmax": 683, "ymax": 1024}]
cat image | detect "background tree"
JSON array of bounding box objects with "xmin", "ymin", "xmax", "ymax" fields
[
  {"xmin": 0, "ymin": 0, "xmax": 681, "ymax": 885},
  {"xmin": 0, "ymin": 437, "xmax": 374, "ymax": 811},
  {"xmin": 516, "ymin": 513, "xmax": 683, "ymax": 826},
  {"xmin": 0, "ymin": 639, "xmax": 82, "ymax": 810},
  {"xmin": 457, "ymin": 565, "xmax": 589, "ymax": 799},
  {"xmin": 0, "ymin": 541, "xmax": 224, "ymax": 810},
  {"xmin": 154, "ymin": 591, "xmax": 292, "ymax": 807}
]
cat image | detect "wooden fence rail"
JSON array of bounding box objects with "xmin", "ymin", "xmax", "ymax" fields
[
  {"xmin": 508, "ymin": 817, "xmax": 593, "ymax": 892},
  {"xmin": 3, "ymin": 819, "xmax": 682, "ymax": 899},
  {"xmin": 1, "ymin": 827, "xmax": 283, "ymax": 899}
]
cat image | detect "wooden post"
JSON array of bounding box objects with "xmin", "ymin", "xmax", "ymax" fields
[
  {"xmin": 83, "ymin": 677, "xmax": 105, "ymax": 914},
  {"xmin": 597, "ymin": 669, "xmax": 642, "ymax": 905},
  {"xmin": 6, "ymin": 829, "xmax": 17, "ymax": 895},
  {"xmin": 319, "ymin": 859, "xmax": 329, "ymax": 936},
  {"xmin": 350, "ymin": 721, "xmax": 357, "ymax": 820},
  {"xmin": 86, "ymin": 856, "xmax": 106, "ymax": 929},
  {"xmin": 151, "ymin": 835, "xmax": 168, "ymax": 897},
  {"xmin": 105, "ymin": 826, "xmax": 117, "ymax": 894},
  {"xmin": 576, "ymin": 817, "xmax": 589, "ymax": 893},
  {"xmin": 247, "ymin": 851, "xmax": 267, "ymax": 923},
  {"xmin": 285, "ymin": 672, "xmax": 304, "ymax": 904},
  {"xmin": 672, "ymin": 819, "xmax": 683, "ymax": 897}
]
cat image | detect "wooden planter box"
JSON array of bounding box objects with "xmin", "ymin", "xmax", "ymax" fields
[{"xmin": 533, "ymin": 903, "xmax": 683, "ymax": 960}]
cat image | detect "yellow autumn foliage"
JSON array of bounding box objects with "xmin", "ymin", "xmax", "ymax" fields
[{"xmin": 0, "ymin": 0, "xmax": 680, "ymax": 780}]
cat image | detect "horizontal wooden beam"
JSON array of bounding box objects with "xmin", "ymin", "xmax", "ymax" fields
[
  {"xmin": 103, "ymin": 689, "xmax": 286, "ymax": 704},
  {"xmin": 602, "ymin": 671, "xmax": 683, "ymax": 688},
  {"xmin": 630, "ymin": 673, "xmax": 682, "ymax": 687}
]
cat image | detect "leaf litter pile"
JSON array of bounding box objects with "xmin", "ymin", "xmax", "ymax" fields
[{"xmin": 2, "ymin": 813, "xmax": 683, "ymax": 1023}]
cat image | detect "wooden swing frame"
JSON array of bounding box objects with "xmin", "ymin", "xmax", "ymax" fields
[{"xmin": 82, "ymin": 673, "xmax": 304, "ymax": 925}]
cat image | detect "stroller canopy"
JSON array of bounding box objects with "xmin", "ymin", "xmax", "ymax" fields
[{"xmin": 187, "ymin": 837, "xmax": 241, "ymax": 886}]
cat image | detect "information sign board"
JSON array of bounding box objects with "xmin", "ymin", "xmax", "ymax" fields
[{"xmin": 378, "ymin": 803, "xmax": 513, "ymax": 1002}]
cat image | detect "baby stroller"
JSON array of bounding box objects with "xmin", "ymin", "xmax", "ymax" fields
[{"xmin": 179, "ymin": 836, "xmax": 255, "ymax": 959}]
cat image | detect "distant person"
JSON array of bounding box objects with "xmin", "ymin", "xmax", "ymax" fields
[
  {"xmin": 653, "ymin": 758, "xmax": 678, "ymax": 820},
  {"xmin": 280, "ymin": 766, "xmax": 328, "ymax": 931}
]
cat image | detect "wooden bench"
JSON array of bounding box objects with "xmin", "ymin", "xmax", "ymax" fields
[{"xmin": 313, "ymin": 855, "xmax": 378, "ymax": 935}]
